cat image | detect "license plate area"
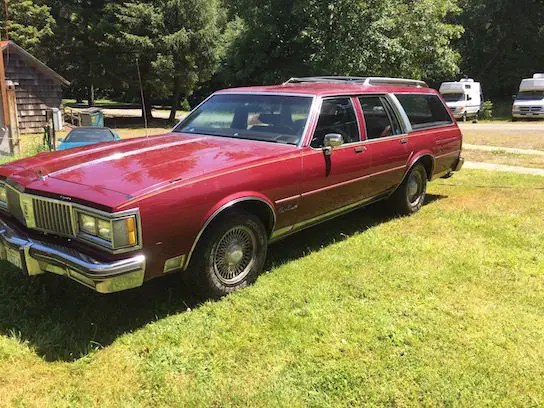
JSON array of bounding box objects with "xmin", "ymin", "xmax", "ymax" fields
[{"xmin": 6, "ymin": 247, "xmax": 23, "ymax": 270}]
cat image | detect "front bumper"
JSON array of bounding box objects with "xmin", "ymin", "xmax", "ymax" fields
[
  {"xmin": 512, "ymin": 111, "xmax": 544, "ymax": 119},
  {"xmin": 0, "ymin": 218, "xmax": 145, "ymax": 293}
]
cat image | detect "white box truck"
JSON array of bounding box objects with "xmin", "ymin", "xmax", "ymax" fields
[
  {"xmin": 439, "ymin": 79, "xmax": 484, "ymax": 121},
  {"xmin": 512, "ymin": 74, "xmax": 544, "ymax": 121}
]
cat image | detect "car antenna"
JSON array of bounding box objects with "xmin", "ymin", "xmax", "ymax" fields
[{"xmin": 135, "ymin": 56, "xmax": 148, "ymax": 138}]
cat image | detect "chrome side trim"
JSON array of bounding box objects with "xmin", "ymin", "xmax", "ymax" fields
[
  {"xmin": 183, "ymin": 197, "xmax": 277, "ymax": 270},
  {"xmin": 299, "ymin": 164, "xmax": 406, "ymax": 199},
  {"xmin": 269, "ymin": 191, "xmax": 391, "ymax": 243}
]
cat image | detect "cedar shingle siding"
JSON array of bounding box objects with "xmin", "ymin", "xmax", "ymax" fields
[{"xmin": 4, "ymin": 52, "xmax": 64, "ymax": 134}]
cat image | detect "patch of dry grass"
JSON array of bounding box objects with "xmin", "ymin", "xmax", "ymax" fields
[
  {"xmin": 463, "ymin": 128, "xmax": 544, "ymax": 150},
  {"xmin": 464, "ymin": 149, "xmax": 544, "ymax": 169}
]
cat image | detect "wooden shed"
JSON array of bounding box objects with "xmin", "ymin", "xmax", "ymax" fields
[{"xmin": 1, "ymin": 41, "xmax": 69, "ymax": 134}]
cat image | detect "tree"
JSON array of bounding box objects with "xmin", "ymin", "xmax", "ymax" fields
[
  {"xmin": 221, "ymin": 0, "xmax": 463, "ymax": 85},
  {"xmin": 456, "ymin": 0, "xmax": 544, "ymax": 97},
  {"xmin": 162, "ymin": 0, "xmax": 224, "ymax": 120},
  {"xmin": 1, "ymin": 0, "xmax": 54, "ymax": 57},
  {"xmin": 46, "ymin": 0, "xmax": 120, "ymax": 106},
  {"xmin": 105, "ymin": 0, "xmax": 224, "ymax": 121}
]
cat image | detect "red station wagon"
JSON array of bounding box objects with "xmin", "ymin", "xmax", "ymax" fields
[{"xmin": 0, "ymin": 77, "xmax": 464, "ymax": 297}]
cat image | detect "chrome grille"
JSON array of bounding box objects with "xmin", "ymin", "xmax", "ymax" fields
[
  {"xmin": 6, "ymin": 187, "xmax": 25, "ymax": 225},
  {"xmin": 520, "ymin": 106, "xmax": 543, "ymax": 112},
  {"xmin": 33, "ymin": 199, "xmax": 74, "ymax": 236}
]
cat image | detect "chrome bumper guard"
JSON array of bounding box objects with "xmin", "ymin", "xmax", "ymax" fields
[
  {"xmin": 0, "ymin": 218, "xmax": 145, "ymax": 293},
  {"xmin": 454, "ymin": 156, "xmax": 464, "ymax": 172}
]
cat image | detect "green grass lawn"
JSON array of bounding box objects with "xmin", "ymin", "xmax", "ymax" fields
[{"xmin": 0, "ymin": 170, "xmax": 543, "ymax": 407}]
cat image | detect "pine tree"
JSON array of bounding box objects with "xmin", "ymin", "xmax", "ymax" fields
[{"xmin": 1, "ymin": 0, "xmax": 55, "ymax": 57}]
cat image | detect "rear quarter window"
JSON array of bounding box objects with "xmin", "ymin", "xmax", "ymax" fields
[{"xmin": 395, "ymin": 94, "xmax": 453, "ymax": 130}]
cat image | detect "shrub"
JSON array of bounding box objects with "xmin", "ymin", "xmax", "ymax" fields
[{"xmin": 480, "ymin": 100, "xmax": 494, "ymax": 120}]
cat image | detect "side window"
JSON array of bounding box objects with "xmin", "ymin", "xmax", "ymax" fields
[
  {"xmin": 395, "ymin": 94, "xmax": 453, "ymax": 130},
  {"xmin": 310, "ymin": 98, "xmax": 360, "ymax": 148},
  {"xmin": 358, "ymin": 96, "xmax": 403, "ymax": 140}
]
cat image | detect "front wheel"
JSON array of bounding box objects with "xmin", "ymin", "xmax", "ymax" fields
[
  {"xmin": 185, "ymin": 210, "xmax": 268, "ymax": 299},
  {"xmin": 389, "ymin": 164, "xmax": 427, "ymax": 215}
]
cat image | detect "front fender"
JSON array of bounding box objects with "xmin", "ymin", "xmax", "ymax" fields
[{"xmin": 183, "ymin": 192, "xmax": 277, "ymax": 270}]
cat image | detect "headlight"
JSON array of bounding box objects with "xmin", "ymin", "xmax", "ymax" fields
[
  {"xmin": 77, "ymin": 211, "xmax": 138, "ymax": 250},
  {"xmin": 0, "ymin": 185, "xmax": 7, "ymax": 204},
  {"xmin": 79, "ymin": 213, "xmax": 98, "ymax": 235},
  {"xmin": 97, "ymin": 219, "xmax": 112, "ymax": 240}
]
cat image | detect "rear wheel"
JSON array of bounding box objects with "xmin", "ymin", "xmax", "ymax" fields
[
  {"xmin": 185, "ymin": 210, "xmax": 267, "ymax": 299},
  {"xmin": 390, "ymin": 164, "xmax": 427, "ymax": 215}
]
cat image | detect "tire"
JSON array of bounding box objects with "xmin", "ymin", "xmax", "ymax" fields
[
  {"xmin": 184, "ymin": 210, "xmax": 268, "ymax": 299},
  {"xmin": 390, "ymin": 164, "xmax": 427, "ymax": 215}
]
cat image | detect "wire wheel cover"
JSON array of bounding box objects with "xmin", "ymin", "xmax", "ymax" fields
[{"xmin": 212, "ymin": 225, "xmax": 257, "ymax": 285}]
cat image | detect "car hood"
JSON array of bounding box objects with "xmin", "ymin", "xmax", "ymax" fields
[{"xmin": 0, "ymin": 133, "xmax": 297, "ymax": 208}]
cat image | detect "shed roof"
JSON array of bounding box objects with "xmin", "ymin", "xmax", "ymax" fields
[{"xmin": 1, "ymin": 41, "xmax": 70, "ymax": 86}]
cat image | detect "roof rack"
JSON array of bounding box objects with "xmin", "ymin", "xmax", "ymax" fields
[{"xmin": 283, "ymin": 76, "xmax": 428, "ymax": 88}]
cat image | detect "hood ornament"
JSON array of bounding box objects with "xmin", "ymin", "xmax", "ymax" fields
[{"xmin": 36, "ymin": 169, "xmax": 47, "ymax": 181}]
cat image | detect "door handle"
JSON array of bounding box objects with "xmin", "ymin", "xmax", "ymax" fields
[
  {"xmin": 354, "ymin": 146, "xmax": 367, "ymax": 153},
  {"xmin": 400, "ymin": 138, "xmax": 408, "ymax": 144}
]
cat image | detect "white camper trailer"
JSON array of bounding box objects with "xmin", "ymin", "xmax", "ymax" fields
[
  {"xmin": 512, "ymin": 74, "xmax": 544, "ymax": 120},
  {"xmin": 439, "ymin": 79, "xmax": 483, "ymax": 121}
]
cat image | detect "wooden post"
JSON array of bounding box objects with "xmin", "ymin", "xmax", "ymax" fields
[{"xmin": 6, "ymin": 81, "xmax": 19, "ymax": 155}]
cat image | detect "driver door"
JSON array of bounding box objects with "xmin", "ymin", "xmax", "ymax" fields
[{"xmin": 297, "ymin": 97, "xmax": 373, "ymax": 223}]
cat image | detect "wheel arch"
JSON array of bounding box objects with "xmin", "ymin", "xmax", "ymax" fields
[
  {"xmin": 184, "ymin": 194, "xmax": 276, "ymax": 270},
  {"xmin": 398, "ymin": 153, "xmax": 435, "ymax": 189}
]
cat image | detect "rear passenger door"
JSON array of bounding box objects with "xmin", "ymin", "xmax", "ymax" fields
[{"xmin": 357, "ymin": 95, "xmax": 412, "ymax": 197}]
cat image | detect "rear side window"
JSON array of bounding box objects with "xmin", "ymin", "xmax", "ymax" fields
[{"xmin": 395, "ymin": 94, "xmax": 453, "ymax": 130}]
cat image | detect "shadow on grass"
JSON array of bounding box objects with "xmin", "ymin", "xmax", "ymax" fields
[{"xmin": 0, "ymin": 194, "xmax": 445, "ymax": 362}]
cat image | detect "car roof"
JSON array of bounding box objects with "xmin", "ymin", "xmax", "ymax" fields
[{"xmin": 216, "ymin": 82, "xmax": 439, "ymax": 97}]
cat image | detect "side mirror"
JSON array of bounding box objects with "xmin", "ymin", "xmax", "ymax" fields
[
  {"xmin": 323, "ymin": 133, "xmax": 344, "ymax": 156},
  {"xmin": 467, "ymin": 96, "xmax": 472, "ymax": 101},
  {"xmin": 57, "ymin": 137, "xmax": 64, "ymax": 142}
]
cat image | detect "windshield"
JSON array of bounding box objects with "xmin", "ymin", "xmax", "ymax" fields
[
  {"xmin": 441, "ymin": 93, "xmax": 465, "ymax": 103},
  {"xmin": 174, "ymin": 94, "xmax": 314, "ymax": 145},
  {"xmin": 517, "ymin": 91, "xmax": 544, "ymax": 101},
  {"xmin": 64, "ymin": 128, "xmax": 114, "ymax": 143}
]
